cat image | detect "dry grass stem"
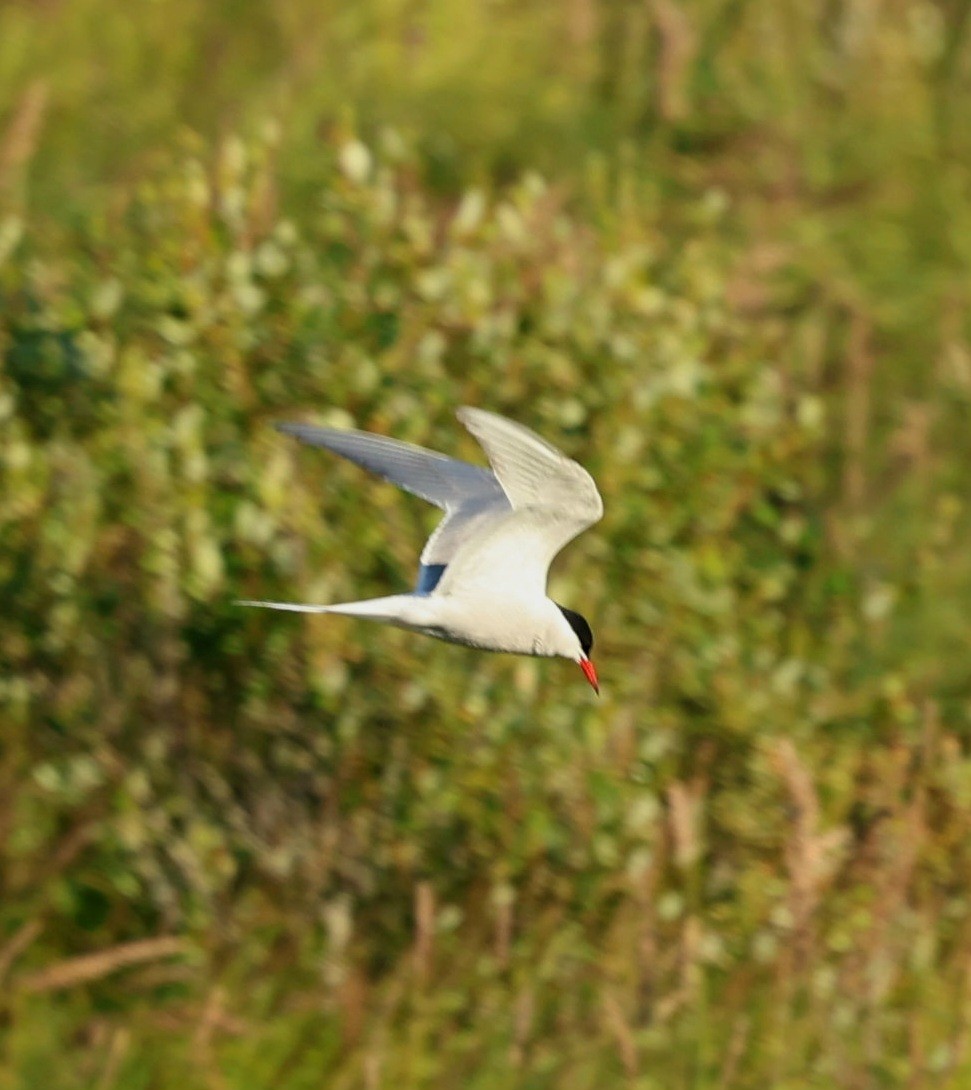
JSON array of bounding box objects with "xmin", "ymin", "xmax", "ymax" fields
[
  {"xmin": 0, "ymin": 919, "xmax": 43, "ymax": 985},
  {"xmin": 772, "ymin": 739, "xmax": 847, "ymax": 971},
  {"xmin": 602, "ymin": 989, "xmax": 639, "ymax": 1077},
  {"xmin": 651, "ymin": 0, "xmax": 696, "ymax": 122},
  {"xmin": 842, "ymin": 310, "xmax": 874, "ymax": 509},
  {"xmin": 413, "ymin": 881, "xmax": 435, "ymax": 983},
  {"xmin": 0, "ymin": 80, "xmax": 47, "ymax": 185},
  {"xmin": 18, "ymin": 936, "xmax": 189, "ymax": 994},
  {"xmin": 667, "ymin": 780, "xmax": 702, "ymax": 871}
]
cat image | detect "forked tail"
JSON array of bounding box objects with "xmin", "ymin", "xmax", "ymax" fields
[{"xmin": 237, "ymin": 594, "xmax": 426, "ymax": 628}]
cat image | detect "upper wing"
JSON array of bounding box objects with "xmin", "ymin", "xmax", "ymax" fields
[
  {"xmin": 276, "ymin": 419, "xmax": 509, "ymax": 567},
  {"xmin": 456, "ymin": 408, "xmax": 603, "ymax": 521},
  {"xmin": 436, "ymin": 408, "xmax": 603, "ymax": 597},
  {"xmin": 276, "ymin": 422, "xmax": 499, "ymax": 510}
]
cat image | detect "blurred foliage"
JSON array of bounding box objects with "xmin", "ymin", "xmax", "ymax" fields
[{"xmin": 2, "ymin": 2, "xmax": 971, "ymax": 1089}]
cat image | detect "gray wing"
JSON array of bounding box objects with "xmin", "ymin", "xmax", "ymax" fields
[
  {"xmin": 436, "ymin": 408, "xmax": 603, "ymax": 598},
  {"xmin": 276, "ymin": 420, "xmax": 509, "ymax": 568}
]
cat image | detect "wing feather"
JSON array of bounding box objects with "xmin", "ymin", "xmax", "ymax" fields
[
  {"xmin": 456, "ymin": 408, "xmax": 602, "ymax": 523},
  {"xmin": 437, "ymin": 409, "xmax": 603, "ymax": 597},
  {"xmin": 275, "ymin": 418, "xmax": 509, "ymax": 569},
  {"xmin": 276, "ymin": 422, "xmax": 498, "ymax": 510}
]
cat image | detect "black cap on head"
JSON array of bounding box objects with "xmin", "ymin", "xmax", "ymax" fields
[{"xmin": 555, "ymin": 604, "xmax": 594, "ymax": 657}]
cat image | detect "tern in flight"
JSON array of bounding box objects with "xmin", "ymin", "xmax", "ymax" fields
[{"xmin": 239, "ymin": 408, "xmax": 604, "ymax": 692}]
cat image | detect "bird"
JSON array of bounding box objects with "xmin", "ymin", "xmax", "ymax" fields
[{"xmin": 239, "ymin": 407, "xmax": 603, "ymax": 692}]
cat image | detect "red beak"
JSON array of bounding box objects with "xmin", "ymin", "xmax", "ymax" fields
[{"xmin": 579, "ymin": 657, "xmax": 600, "ymax": 695}]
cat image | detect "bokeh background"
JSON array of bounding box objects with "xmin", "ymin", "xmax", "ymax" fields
[{"xmin": 3, "ymin": 1, "xmax": 971, "ymax": 1086}]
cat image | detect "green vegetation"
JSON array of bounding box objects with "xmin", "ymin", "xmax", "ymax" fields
[{"xmin": 3, "ymin": 2, "xmax": 971, "ymax": 1087}]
